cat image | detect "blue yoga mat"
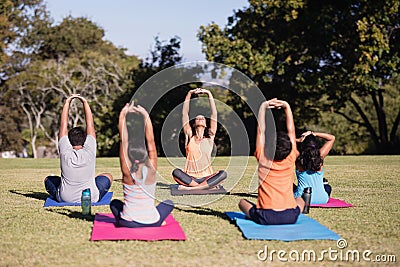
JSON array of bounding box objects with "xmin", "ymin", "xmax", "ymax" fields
[
  {"xmin": 44, "ymin": 192, "xmax": 113, "ymax": 207},
  {"xmin": 225, "ymin": 212, "xmax": 340, "ymax": 241}
]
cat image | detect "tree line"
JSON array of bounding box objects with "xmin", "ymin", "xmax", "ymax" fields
[{"xmin": 0, "ymin": 0, "xmax": 399, "ymax": 157}]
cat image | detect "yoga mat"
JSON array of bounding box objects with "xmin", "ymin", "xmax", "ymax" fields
[
  {"xmin": 310, "ymin": 198, "xmax": 353, "ymax": 208},
  {"xmin": 170, "ymin": 184, "xmax": 227, "ymax": 196},
  {"xmin": 43, "ymin": 192, "xmax": 113, "ymax": 207},
  {"xmin": 90, "ymin": 213, "xmax": 186, "ymax": 241},
  {"xmin": 225, "ymin": 211, "xmax": 341, "ymax": 241}
]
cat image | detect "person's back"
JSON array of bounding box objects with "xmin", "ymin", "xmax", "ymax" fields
[
  {"xmin": 256, "ymin": 131, "xmax": 298, "ymax": 211},
  {"xmin": 44, "ymin": 95, "xmax": 113, "ymax": 203},
  {"xmin": 58, "ymin": 133, "xmax": 98, "ymax": 202},
  {"xmin": 110, "ymin": 102, "xmax": 174, "ymax": 228},
  {"xmin": 239, "ymin": 99, "xmax": 305, "ymax": 225},
  {"xmin": 295, "ymin": 131, "xmax": 335, "ymax": 204}
]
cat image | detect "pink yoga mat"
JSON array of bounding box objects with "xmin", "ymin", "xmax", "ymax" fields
[
  {"xmin": 91, "ymin": 213, "xmax": 186, "ymax": 241},
  {"xmin": 310, "ymin": 198, "xmax": 353, "ymax": 208}
]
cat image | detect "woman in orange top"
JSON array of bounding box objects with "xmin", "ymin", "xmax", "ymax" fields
[
  {"xmin": 239, "ymin": 99, "xmax": 305, "ymax": 225},
  {"xmin": 172, "ymin": 88, "xmax": 227, "ymax": 190}
]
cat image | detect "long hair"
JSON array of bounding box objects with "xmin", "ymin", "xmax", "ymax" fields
[
  {"xmin": 297, "ymin": 134, "xmax": 323, "ymax": 172},
  {"xmin": 127, "ymin": 142, "xmax": 148, "ymax": 173},
  {"xmin": 189, "ymin": 116, "xmax": 211, "ymax": 138}
]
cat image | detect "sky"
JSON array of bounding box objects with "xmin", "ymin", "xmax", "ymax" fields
[{"xmin": 46, "ymin": 0, "xmax": 249, "ymax": 62}]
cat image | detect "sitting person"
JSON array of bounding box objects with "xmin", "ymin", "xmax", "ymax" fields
[
  {"xmin": 110, "ymin": 102, "xmax": 174, "ymax": 227},
  {"xmin": 239, "ymin": 98, "xmax": 305, "ymax": 225},
  {"xmin": 44, "ymin": 94, "xmax": 113, "ymax": 202},
  {"xmin": 294, "ymin": 130, "xmax": 335, "ymax": 204},
  {"xmin": 172, "ymin": 88, "xmax": 227, "ymax": 190}
]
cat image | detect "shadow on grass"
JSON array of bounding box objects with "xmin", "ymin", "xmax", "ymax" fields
[
  {"xmin": 157, "ymin": 182, "xmax": 172, "ymax": 189},
  {"xmin": 175, "ymin": 206, "xmax": 229, "ymax": 221},
  {"xmin": 45, "ymin": 207, "xmax": 94, "ymax": 222},
  {"xmin": 228, "ymin": 192, "xmax": 257, "ymax": 199},
  {"xmin": 9, "ymin": 189, "xmax": 49, "ymax": 201}
]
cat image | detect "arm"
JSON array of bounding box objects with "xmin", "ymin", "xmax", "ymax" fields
[
  {"xmin": 118, "ymin": 104, "xmax": 132, "ymax": 183},
  {"xmin": 255, "ymin": 101, "xmax": 269, "ymax": 154},
  {"xmin": 133, "ymin": 105, "xmax": 157, "ymax": 171},
  {"xmin": 59, "ymin": 95, "xmax": 76, "ymax": 139},
  {"xmin": 75, "ymin": 95, "xmax": 95, "ymax": 139},
  {"xmin": 182, "ymin": 89, "xmax": 197, "ymax": 145},
  {"xmin": 314, "ymin": 132, "xmax": 335, "ymax": 159},
  {"xmin": 200, "ymin": 89, "xmax": 217, "ymax": 136}
]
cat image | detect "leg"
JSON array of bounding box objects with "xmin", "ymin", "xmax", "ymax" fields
[
  {"xmin": 172, "ymin": 168, "xmax": 199, "ymax": 187},
  {"xmin": 95, "ymin": 175, "xmax": 111, "ymax": 201},
  {"xmin": 98, "ymin": 172, "xmax": 113, "ymax": 186},
  {"xmin": 154, "ymin": 200, "xmax": 174, "ymax": 226},
  {"xmin": 324, "ymin": 184, "xmax": 332, "ymax": 196},
  {"xmin": 205, "ymin": 170, "xmax": 227, "ymax": 188},
  {"xmin": 109, "ymin": 199, "xmax": 123, "ymax": 225},
  {"xmin": 44, "ymin": 175, "xmax": 61, "ymax": 199},
  {"xmin": 239, "ymin": 199, "xmax": 255, "ymax": 218}
]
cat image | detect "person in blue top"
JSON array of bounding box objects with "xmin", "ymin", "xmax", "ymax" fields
[{"xmin": 294, "ymin": 131, "xmax": 335, "ymax": 204}]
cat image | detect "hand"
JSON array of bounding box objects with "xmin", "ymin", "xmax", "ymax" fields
[
  {"xmin": 298, "ymin": 131, "xmax": 313, "ymax": 142},
  {"xmin": 131, "ymin": 104, "xmax": 149, "ymax": 118},
  {"xmin": 196, "ymin": 88, "xmax": 211, "ymax": 95},
  {"xmin": 265, "ymin": 99, "xmax": 288, "ymax": 109}
]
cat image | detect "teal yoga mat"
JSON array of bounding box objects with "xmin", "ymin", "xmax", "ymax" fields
[{"xmin": 225, "ymin": 212, "xmax": 341, "ymax": 241}]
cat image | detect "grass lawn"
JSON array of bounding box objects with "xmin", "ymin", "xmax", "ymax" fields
[{"xmin": 0, "ymin": 156, "xmax": 399, "ymax": 266}]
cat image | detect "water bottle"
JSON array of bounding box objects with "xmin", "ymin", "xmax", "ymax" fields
[
  {"xmin": 302, "ymin": 187, "xmax": 312, "ymax": 214},
  {"xmin": 81, "ymin": 188, "xmax": 91, "ymax": 216}
]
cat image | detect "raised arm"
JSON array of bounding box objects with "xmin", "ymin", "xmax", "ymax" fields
[
  {"xmin": 59, "ymin": 96, "xmax": 74, "ymax": 139},
  {"xmin": 75, "ymin": 95, "xmax": 95, "ymax": 139},
  {"xmin": 201, "ymin": 88, "xmax": 217, "ymax": 136},
  {"xmin": 133, "ymin": 105, "xmax": 157, "ymax": 171},
  {"xmin": 118, "ymin": 103, "xmax": 132, "ymax": 182},
  {"xmin": 314, "ymin": 132, "xmax": 335, "ymax": 159},
  {"xmin": 182, "ymin": 89, "xmax": 197, "ymax": 144},
  {"xmin": 255, "ymin": 101, "xmax": 269, "ymax": 154}
]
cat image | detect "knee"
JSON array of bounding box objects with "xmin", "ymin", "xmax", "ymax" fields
[
  {"xmin": 219, "ymin": 170, "xmax": 227, "ymax": 179},
  {"xmin": 101, "ymin": 173, "xmax": 113, "ymax": 183},
  {"xmin": 172, "ymin": 168, "xmax": 182, "ymax": 177},
  {"xmin": 163, "ymin": 199, "xmax": 174, "ymax": 208}
]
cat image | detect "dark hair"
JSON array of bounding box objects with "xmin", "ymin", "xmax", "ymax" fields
[
  {"xmin": 68, "ymin": 126, "xmax": 86, "ymax": 146},
  {"xmin": 296, "ymin": 134, "xmax": 323, "ymax": 172},
  {"xmin": 189, "ymin": 116, "xmax": 211, "ymax": 138},
  {"xmin": 128, "ymin": 142, "xmax": 148, "ymax": 173},
  {"xmin": 265, "ymin": 131, "xmax": 292, "ymax": 161}
]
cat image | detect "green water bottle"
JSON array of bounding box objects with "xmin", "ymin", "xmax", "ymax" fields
[{"xmin": 81, "ymin": 188, "xmax": 91, "ymax": 216}]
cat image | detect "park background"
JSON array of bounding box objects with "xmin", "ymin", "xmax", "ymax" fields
[
  {"xmin": 1, "ymin": 1, "xmax": 399, "ymax": 266},
  {"xmin": 1, "ymin": 0, "xmax": 399, "ymax": 158}
]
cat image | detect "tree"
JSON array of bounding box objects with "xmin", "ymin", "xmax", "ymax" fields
[
  {"xmin": 199, "ymin": 0, "xmax": 400, "ymax": 154},
  {"xmin": 5, "ymin": 14, "xmax": 138, "ymax": 157}
]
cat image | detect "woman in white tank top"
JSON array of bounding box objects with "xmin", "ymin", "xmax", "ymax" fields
[{"xmin": 110, "ymin": 102, "xmax": 174, "ymax": 227}]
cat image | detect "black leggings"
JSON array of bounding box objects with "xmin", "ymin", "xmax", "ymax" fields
[
  {"xmin": 172, "ymin": 169, "xmax": 227, "ymax": 188},
  {"xmin": 110, "ymin": 199, "xmax": 174, "ymax": 228}
]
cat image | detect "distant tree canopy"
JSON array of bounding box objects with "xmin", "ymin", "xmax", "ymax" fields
[
  {"xmin": 1, "ymin": 0, "xmax": 399, "ymax": 156},
  {"xmin": 199, "ymin": 0, "xmax": 400, "ymax": 154}
]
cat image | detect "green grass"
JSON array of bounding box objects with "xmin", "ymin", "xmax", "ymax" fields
[{"xmin": 0, "ymin": 156, "xmax": 399, "ymax": 266}]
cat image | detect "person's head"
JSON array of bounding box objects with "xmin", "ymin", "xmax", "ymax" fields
[
  {"xmin": 68, "ymin": 126, "xmax": 86, "ymax": 147},
  {"xmin": 265, "ymin": 131, "xmax": 292, "ymax": 161},
  {"xmin": 297, "ymin": 134, "xmax": 322, "ymax": 171},
  {"xmin": 128, "ymin": 142, "xmax": 148, "ymax": 173},
  {"xmin": 194, "ymin": 115, "xmax": 207, "ymax": 128}
]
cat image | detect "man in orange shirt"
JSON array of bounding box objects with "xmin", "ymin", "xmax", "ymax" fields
[{"xmin": 239, "ymin": 99, "xmax": 305, "ymax": 225}]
